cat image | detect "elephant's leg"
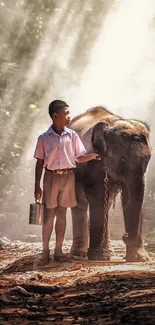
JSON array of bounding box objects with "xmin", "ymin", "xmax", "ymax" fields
[
  {"xmin": 70, "ymin": 179, "xmax": 89, "ymax": 257},
  {"xmin": 84, "ymin": 175, "xmax": 110, "ymax": 260},
  {"xmin": 87, "ymin": 197, "xmax": 110, "ymax": 260},
  {"xmin": 106, "ymin": 187, "xmax": 120, "ymax": 252},
  {"xmin": 125, "ymin": 211, "xmax": 149, "ymax": 261},
  {"xmin": 121, "ymin": 182, "xmax": 149, "ymax": 262}
]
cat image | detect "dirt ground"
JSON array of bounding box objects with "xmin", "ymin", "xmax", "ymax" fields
[{"xmin": 0, "ymin": 240, "xmax": 155, "ymax": 325}]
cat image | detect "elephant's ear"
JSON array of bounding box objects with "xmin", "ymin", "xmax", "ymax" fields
[{"xmin": 92, "ymin": 122, "xmax": 109, "ymax": 156}]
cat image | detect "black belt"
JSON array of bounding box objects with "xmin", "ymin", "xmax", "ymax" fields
[{"xmin": 45, "ymin": 168, "xmax": 73, "ymax": 175}]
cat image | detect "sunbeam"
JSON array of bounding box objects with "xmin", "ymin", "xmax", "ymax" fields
[{"xmin": 69, "ymin": 0, "xmax": 155, "ymax": 118}]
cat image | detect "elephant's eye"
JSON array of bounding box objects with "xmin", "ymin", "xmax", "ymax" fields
[
  {"xmin": 122, "ymin": 132, "xmax": 128, "ymax": 137},
  {"xmin": 131, "ymin": 134, "xmax": 147, "ymax": 144},
  {"xmin": 133, "ymin": 135, "xmax": 141, "ymax": 140},
  {"xmin": 140, "ymin": 134, "xmax": 147, "ymax": 144}
]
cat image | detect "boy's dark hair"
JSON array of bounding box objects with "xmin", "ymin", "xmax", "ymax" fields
[{"xmin": 49, "ymin": 100, "xmax": 69, "ymax": 119}]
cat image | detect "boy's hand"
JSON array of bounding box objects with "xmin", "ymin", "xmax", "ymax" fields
[
  {"xmin": 76, "ymin": 152, "xmax": 102, "ymax": 163},
  {"xmin": 95, "ymin": 154, "xmax": 102, "ymax": 160},
  {"xmin": 91, "ymin": 153, "xmax": 102, "ymax": 160},
  {"xmin": 34, "ymin": 185, "xmax": 42, "ymax": 201}
]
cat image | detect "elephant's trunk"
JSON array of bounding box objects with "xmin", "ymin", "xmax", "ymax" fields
[{"xmin": 121, "ymin": 176, "xmax": 145, "ymax": 246}]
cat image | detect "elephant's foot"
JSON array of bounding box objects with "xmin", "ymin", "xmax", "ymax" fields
[
  {"xmin": 87, "ymin": 248, "xmax": 111, "ymax": 261},
  {"xmin": 125, "ymin": 246, "xmax": 149, "ymax": 262},
  {"xmin": 70, "ymin": 248, "xmax": 87, "ymax": 258},
  {"xmin": 71, "ymin": 251, "xmax": 87, "ymax": 258}
]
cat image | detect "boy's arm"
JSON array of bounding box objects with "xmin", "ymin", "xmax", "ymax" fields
[
  {"xmin": 34, "ymin": 159, "xmax": 44, "ymax": 200},
  {"xmin": 34, "ymin": 134, "xmax": 45, "ymax": 200},
  {"xmin": 76, "ymin": 152, "xmax": 101, "ymax": 163},
  {"xmin": 73, "ymin": 132, "xmax": 101, "ymax": 163}
]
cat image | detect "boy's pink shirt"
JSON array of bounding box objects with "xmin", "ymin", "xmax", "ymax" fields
[{"xmin": 34, "ymin": 126, "xmax": 86, "ymax": 170}]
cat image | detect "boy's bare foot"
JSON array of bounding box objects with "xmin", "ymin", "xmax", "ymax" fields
[
  {"xmin": 41, "ymin": 249, "xmax": 50, "ymax": 265},
  {"xmin": 54, "ymin": 251, "xmax": 71, "ymax": 262}
]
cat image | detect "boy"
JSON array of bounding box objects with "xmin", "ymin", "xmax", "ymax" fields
[{"xmin": 34, "ymin": 100, "xmax": 99, "ymax": 264}]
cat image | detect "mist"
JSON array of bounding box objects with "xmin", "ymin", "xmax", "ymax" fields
[{"xmin": 0, "ymin": 0, "xmax": 155, "ymax": 240}]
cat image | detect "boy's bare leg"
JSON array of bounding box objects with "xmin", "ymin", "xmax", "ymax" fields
[
  {"xmin": 42, "ymin": 207, "xmax": 55, "ymax": 262},
  {"xmin": 54, "ymin": 206, "xmax": 67, "ymax": 256}
]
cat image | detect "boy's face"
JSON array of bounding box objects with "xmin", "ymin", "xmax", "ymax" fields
[{"xmin": 53, "ymin": 106, "xmax": 71, "ymax": 127}]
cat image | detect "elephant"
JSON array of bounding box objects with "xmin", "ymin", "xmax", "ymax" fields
[{"xmin": 69, "ymin": 106, "xmax": 152, "ymax": 262}]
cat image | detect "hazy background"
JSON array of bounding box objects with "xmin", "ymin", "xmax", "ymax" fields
[{"xmin": 0, "ymin": 0, "xmax": 155, "ymax": 241}]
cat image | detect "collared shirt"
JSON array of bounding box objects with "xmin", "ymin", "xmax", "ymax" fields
[{"xmin": 34, "ymin": 126, "xmax": 86, "ymax": 170}]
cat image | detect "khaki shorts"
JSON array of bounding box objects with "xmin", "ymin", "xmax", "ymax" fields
[{"xmin": 43, "ymin": 169, "xmax": 77, "ymax": 209}]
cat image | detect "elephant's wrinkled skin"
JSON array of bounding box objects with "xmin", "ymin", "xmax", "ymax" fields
[{"xmin": 70, "ymin": 107, "xmax": 152, "ymax": 262}]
